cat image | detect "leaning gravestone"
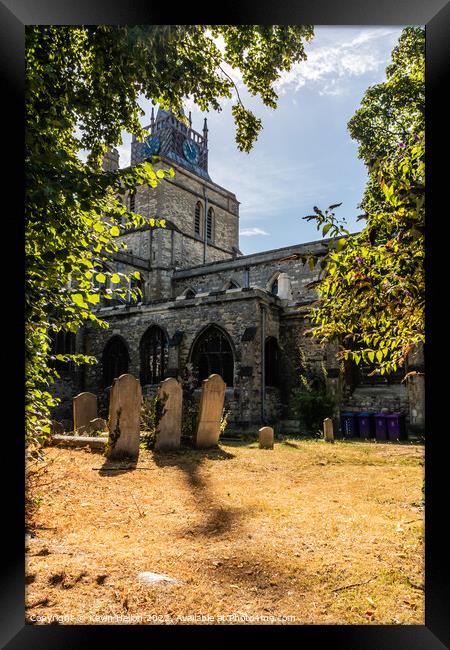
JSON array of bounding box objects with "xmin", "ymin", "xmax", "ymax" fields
[
  {"xmin": 155, "ymin": 378, "xmax": 182, "ymax": 450},
  {"xmin": 259, "ymin": 426, "xmax": 274, "ymax": 449},
  {"xmin": 195, "ymin": 374, "xmax": 226, "ymax": 448},
  {"xmin": 73, "ymin": 392, "xmax": 97, "ymax": 432},
  {"xmin": 107, "ymin": 374, "xmax": 142, "ymax": 459}
]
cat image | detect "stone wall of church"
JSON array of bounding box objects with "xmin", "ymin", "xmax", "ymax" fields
[
  {"xmin": 171, "ymin": 240, "xmax": 328, "ymax": 301},
  {"xmin": 111, "ymin": 155, "xmax": 240, "ymax": 283},
  {"xmin": 124, "ymin": 160, "xmax": 239, "ymax": 265},
  {"xmin": 83, "ymin": 290, "xmax": 275, "ymax": 427},
  {"xmin": 155, "ymin": 163, "xmax": 239, "ymax": 252}
]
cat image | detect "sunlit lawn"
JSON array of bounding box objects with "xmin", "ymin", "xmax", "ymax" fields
[{"xmin": 26, "ymin": 438, "xmax": 424, "ymax": 625}]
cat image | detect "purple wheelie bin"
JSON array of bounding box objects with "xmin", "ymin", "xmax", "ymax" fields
[
  {"xmin": 374, "ymin": 412, "xmax": 388, "ymax": 441},
  {"xmin": 356, "ymin": 412, "xmax": 374, "ymax": 439},
  {"xmin": 386, "ymin": 412, "xmax": 407, "ymax": 441}
]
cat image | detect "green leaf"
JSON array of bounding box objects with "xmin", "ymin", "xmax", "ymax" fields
[
  {"xmin": 95, "ymin": 273, "xmax": 106, "ymax": 283},
  {"xmin": 72, "ymin": 293, "xmax": 87, "ymax": 308},
  {"xmin": 322, "ymin": 223, "xmax": 332, "ymax": 237},
  {"xmin": 93, "ymin": 222, "xmax": 105, "ymax": 232},
  {"xmin": 335, "ymin": 238, "xmax": 347, "ymax": 252},
  {"xmin": 110, "ymin": 225, "xmax": 120, "ymax": 236},
  {"xmin": 110, "ymin": 273, "xmax": 120, "ymax": 284}
]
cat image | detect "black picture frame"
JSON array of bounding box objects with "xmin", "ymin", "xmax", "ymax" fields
[{"xmin": 2, "ymin": 1, "xmax": 448, "ymax": 647}]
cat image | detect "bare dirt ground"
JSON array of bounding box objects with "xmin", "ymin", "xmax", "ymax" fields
[{"xmin": 25, "ymin": 439, "xmax": 424, "ymax": 625}]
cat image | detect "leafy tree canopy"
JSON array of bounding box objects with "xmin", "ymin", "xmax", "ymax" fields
[
  {"xmin": 26, "ymin": 25, "xmax": 314, "ymax": 451},
  {"xmin": 302, "ymin": 27, "xmax": 424, "ymax": 377}
]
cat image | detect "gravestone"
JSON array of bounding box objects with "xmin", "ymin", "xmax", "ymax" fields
[
  {"xmin": 323, "ymin": 418, "xmax": 334, "ymax": 443},
  {"xmin": 195, "ymin": 374, "xmax": 226, "ymax": 448},
  {"xmin": 73, "ymin": 392, "xmax": 97, "ymax": 431},
  {"xmin": 86, "ymin": 417, "xmax": 109, "ymax": 436},
  {"xmin": 155, "ymin": 378, "xmax": 182, "ymax": 450},
  {"xmin": 107, "ymin": 374, "xmax": 142, "ymax": 459},
  {"xmin": 259, "ymin": 426, "xmax": 274, "ymax": 449}
]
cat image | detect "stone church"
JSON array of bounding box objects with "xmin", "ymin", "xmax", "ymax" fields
[{"xmin": 51, "ymin": 107, "xmax": 424, "ymax": 435}]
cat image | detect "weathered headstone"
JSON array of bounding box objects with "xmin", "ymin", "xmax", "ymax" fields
[
  {"xmin": 107, "ymin": 374, "xmax": 142, "ymax": 459},
  {"xmin": 73, "ymin": 392, "xmax": 97, "ymax": 431},
  {"xmin": 259, "ymin": 426, "xmax": 274, "ymax": 449},
  {"xmin": 155, "ymin": 378, "xmax": 182, "ymax": 450},
  {"xmin": 195, "ymin": 374, "xmax": 226, "ymax": 448},
  {"xmin": 86, "ymin": 417, "xmax": 109, "ymax": 436},
  {"xmin": 323, "ymin": 418, "xmax": 334, "ymax": 443}
]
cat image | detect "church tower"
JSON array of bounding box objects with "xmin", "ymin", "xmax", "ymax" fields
[
  {"xmin": 114, "ymin": 106, "xmax": 241, "ymax": 301},
  {"xmin": 131, "ymin": 106, "xmax": 210, "ymax": 180}
]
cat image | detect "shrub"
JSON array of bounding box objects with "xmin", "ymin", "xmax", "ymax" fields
[
  {"xmin": 179, "ymin": 363, "xmax": 200, "ymax": 442},
  {"xmin": 140, "ymin": 392, "xmax": 168, "ymax": 450},
  {"xmin": 291, "ymin": 389, "xmax": 335, "ymax": 436}
]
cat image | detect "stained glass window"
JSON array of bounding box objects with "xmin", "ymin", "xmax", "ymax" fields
[
  {"xmin": 140, "ymin": 326, "xmax": 168, "ymax": 385},
  {"xmin": 191, "ymin": 325, "xmax": 233, "ymax": 386}
]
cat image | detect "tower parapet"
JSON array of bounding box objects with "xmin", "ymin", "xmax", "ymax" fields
[{"xmin": 131, "ymin": 107, "xmax": 210, "ymax": 180}]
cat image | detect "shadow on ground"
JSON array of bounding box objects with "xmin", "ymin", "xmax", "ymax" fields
[
  {"xmin": 152, "ymin": 445, "xmax": 253, "ymax": 538},
  {"xmin": 98, "ymin": 455, "xmax": 138, "ymax": 476}
]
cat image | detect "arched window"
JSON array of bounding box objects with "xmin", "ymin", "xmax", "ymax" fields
[
  {"xmin": 191, "ymin": 325, "xmax": 234, "ymax": 386},
  {"xmin": 140, "ymin": 325, "xmax": 168, "ymax": 385},
  {"xmin": 194, "ymin": 201, "xmax": 202, "ymax": 236},
  {"xmin": 206, "ymin": 207, "xmax": 214, "ymax": 243},
  {"xmin": 265, "ymin": 337, "xmax": 280, "ymax": 387},
  {"xmin": 270, "ymin": 277, "xmax": 279, "ymax": 296},
  {"xmin": 102, "ymin": 337, "xmax": 129, "ymax": 387},
  {"xmin": 49, "ymin": 330, "xmax": 76, "ymax": 372}
]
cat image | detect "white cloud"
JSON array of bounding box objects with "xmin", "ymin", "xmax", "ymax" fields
[
  {"xmin": 117, "ymin": 140, "xmax": 131, "ymax": 168},
  {"xmin": 274, "ymin": 27, "xmax": 402, "ymax": 97},
  {"xmin": 240, "ymin": 227, "xmax": 270, "ymax": 236}
]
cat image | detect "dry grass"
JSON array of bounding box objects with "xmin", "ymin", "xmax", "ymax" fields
[{"xmin": 25, "ymin": 439, "xmax": 424, "ymax": 625}]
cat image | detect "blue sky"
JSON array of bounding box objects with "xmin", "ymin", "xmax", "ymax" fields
[{"xmin": 117, "ymin": 26, "xmax": 405, "ymax": 255}]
